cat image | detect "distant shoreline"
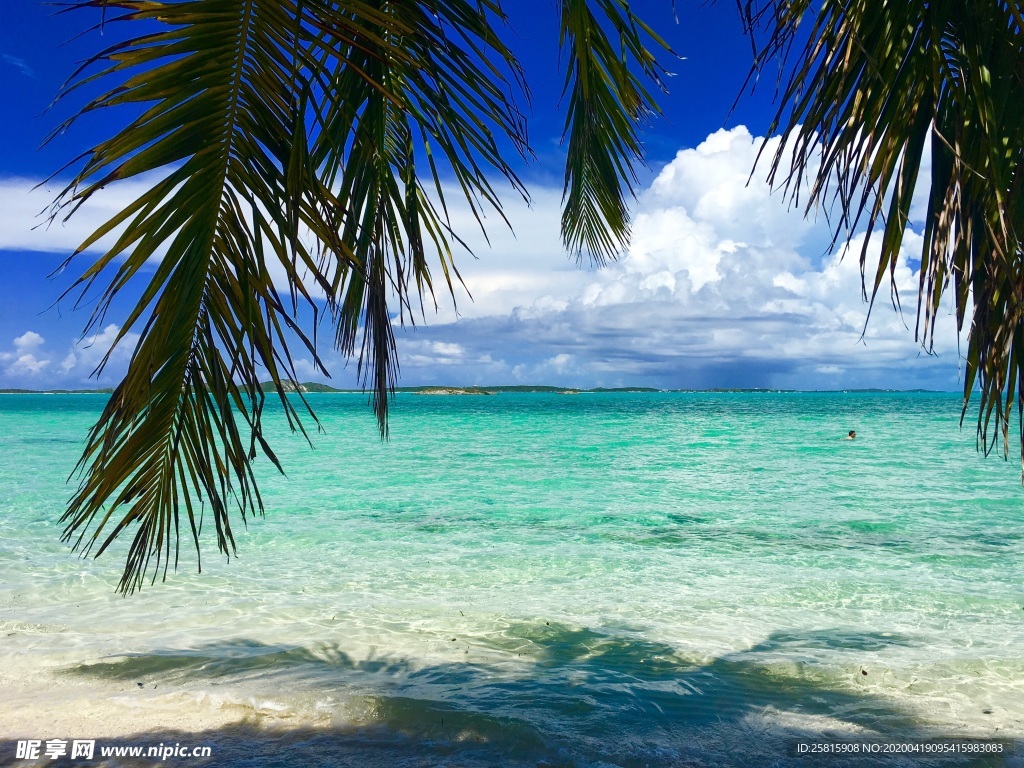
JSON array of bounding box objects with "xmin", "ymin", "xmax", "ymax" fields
[
  {"xmin": 0, "ymin": 388, "xmax": 115, "ymax": 395},
  {"xmin": 1, "ymin": 384, "xmax": 952, "ymax": 396}
]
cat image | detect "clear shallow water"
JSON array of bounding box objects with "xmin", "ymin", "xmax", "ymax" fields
[{"xmin": 1, "ymin": 392, "xmax": 1023, "ymax": 766}]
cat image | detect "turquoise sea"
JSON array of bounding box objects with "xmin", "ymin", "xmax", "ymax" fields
[{"xmin": 1, "ymin": 392, "xmax": 1023, "ymax": 767}]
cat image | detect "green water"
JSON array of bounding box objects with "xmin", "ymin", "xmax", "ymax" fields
[{"xmin": 1, "ymin": 392, "xmax": 1022, "ymax": 766}]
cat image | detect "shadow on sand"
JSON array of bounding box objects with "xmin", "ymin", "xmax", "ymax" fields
[{"xmin": 1, "ymin": 623, "xmax": 1017, "ymax": 767}]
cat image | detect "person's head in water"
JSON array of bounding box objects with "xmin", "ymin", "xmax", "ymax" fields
[{"xmin": 847, "ymin": 430, "xmax": 856, "ymax": 439}]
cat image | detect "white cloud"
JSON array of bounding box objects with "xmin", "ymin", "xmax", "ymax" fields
[
  {"xmin": 58, "ymin": 324, "xmax": 141, "ymax": 382},
  {"xmin": 1, "ymin": 54, "xmax": 34, "ymax": 79},
  {"xmin": 3, "ymin": 331, "xmax": 51, "ymax": 377},
  {"xmin": 0, "ymin": 177, "xmax": 162, "ymax": 257},
  {"xmin": 0, "ymin": 126, "xmax": 962, "ymax": 390},
  {"xmin": 6, "ymin": 353, "xmax": 49, "ymax": 375},
  {"xmin": 388, "ymin": 127, "xmax": 960, "ymax": 389},
  {"xmin": 404, "ymin": 340, "xmax": 471, "ymax": 367},
  {"xmin": 14, "ymin": 331, "xmax": 44, "ymax": 352},
  {"xmin": 547, "ymin": 353, "xmax": 574, "ymax": 375}
]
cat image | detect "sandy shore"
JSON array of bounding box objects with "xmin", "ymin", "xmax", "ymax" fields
[
  {"xmin": 0, "ymin": 672, "xmax": 246, "ymax": 739},
  {"xmin": 3, "ymin": 668, "xmax": 1023, "ymax": 768}
]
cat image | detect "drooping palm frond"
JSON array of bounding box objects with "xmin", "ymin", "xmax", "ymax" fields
[
  {"xmin": 739, "ymin": 0, "xmax": 1024, "ymax": 471},
  {"xmin": 558, "ymin": 0, "xmax": 674, "ymax": 265},
  {"xmin": 51, "ymin": 0, "xmax": 523, "ymax": 592},
  {"xmin": 312, "ymin": 0, "xmax": 529, "ymax": 432},
  {"xmin": 51, "ymin": 0, "xmax": 673, "ymax": 592},
  {"xmin": 52, "ymin": 0, "xmax": 354, "ymax": 593}
]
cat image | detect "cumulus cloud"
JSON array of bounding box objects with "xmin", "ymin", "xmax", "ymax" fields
[
  {"xmin": 2, "ymin": 331, "xmax": 51, "ymax": 377},
  {"xmin": 391, "ymin": 126, "xmax": 960, "ymax": 389},
  {"xmin": 0, "ymin": 323, "xmax": 143, "ymax": 388},
  {"xmin": 6, "ymin": 355, "xmax": 49, "ymax": 376},
  {"xmin": 6, "ymin": 354, "xmax": 49, "ymax": 376},
  {"xmin": 0, "ymin": 126, "xmax": 962, "ymax": 390},
  {"xmin": 58, "ymin": 324, "xmax": 141, "ymax": 382},
  {"xmin": 14, "ymin": 331, "xmax": 45, "ymax": 352}
]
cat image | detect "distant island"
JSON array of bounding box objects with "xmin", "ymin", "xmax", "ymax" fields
[
  {"xmin": 415, "ymin": 387, "xmax": 494, "ymax": 396},
  {"xmin": 0, "ymin": 388, "xmax": 114, "ymax": 395},
  {"xmin": 1, "ymin": 383, "xmax": 946, "ymax": 396},
  {"xmin": 256, "ymin": 382, "xmax": 664, "ymax": 395}
]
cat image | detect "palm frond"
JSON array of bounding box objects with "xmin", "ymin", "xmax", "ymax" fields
[
  {"xmin": 51, "ymin": 0, "xmax": 531, "ymax": 591},
  {"xmin": 53, "ymin": 0, "xmax": 353, "ymax": 593},
  {"xmin": 312, "ymin": 0, "xmax": 529, "ymax": 432},
  {"xmin": 740, "ymin": 0, "xmax": 1024, "ymax": 473},
  {"xmin": 558, "ymin": 0, "xmax": 674, "ymax": 265}
]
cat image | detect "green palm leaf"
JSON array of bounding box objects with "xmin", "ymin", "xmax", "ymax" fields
[
  {"xmin": 54, "ymin": 0, "xmax": 674, "ymax": 592},
  {"xmin": 52, "ymin": 0, "xmax": 385, "ymax": 592},
  {"xmin": 312, "ymin": 0, "xmax": 529, "ymax": 432},
  {"xmin": 559, "ymin": 0, "xmax": 674, "ymax": 265},
  {"xmin": 740, "ymin": 0, "xmax": 1024, "ymax": 472}
]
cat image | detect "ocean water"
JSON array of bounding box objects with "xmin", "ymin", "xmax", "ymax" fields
[{"xmin": 1, "ymin": 392, "xmax": 1023, "ymax": 767}]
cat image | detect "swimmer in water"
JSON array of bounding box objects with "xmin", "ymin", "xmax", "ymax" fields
[{"xmin": 846, "ymin": 430, "xmax": 856, "ymax": 440}]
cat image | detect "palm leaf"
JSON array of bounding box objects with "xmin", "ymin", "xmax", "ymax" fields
[
  {"xmin": 559, "ymin": 0, "xmax": 674, "ymax": 265},
  {"xmin": 53, "ymin": 0, "xmax": 357, "ymax": 593},
  {"xmin": 739, "ymin": 0, "xmax": 1024, "ymax": 473},
  {"xmin": 49, "ymin": 0, "xmax": 535, "ymax": 591},
  {"xmin": 312, "ymin": 0, "xmax": 529, "ymax": 432}
]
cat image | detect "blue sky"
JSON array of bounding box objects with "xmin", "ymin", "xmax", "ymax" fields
[{"xmin": 0, "ymin": 1, "xmax": 963, "ymax": 391}]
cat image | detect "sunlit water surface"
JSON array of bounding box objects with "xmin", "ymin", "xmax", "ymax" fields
[{"xmin": 1, "ymin": 392, "xmax": 1023, "ymax": 766}]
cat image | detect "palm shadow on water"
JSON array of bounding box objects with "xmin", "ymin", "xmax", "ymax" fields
[{"xmin": 1, "ymin": 623, "xmax": 1018, "ymax": 768}]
